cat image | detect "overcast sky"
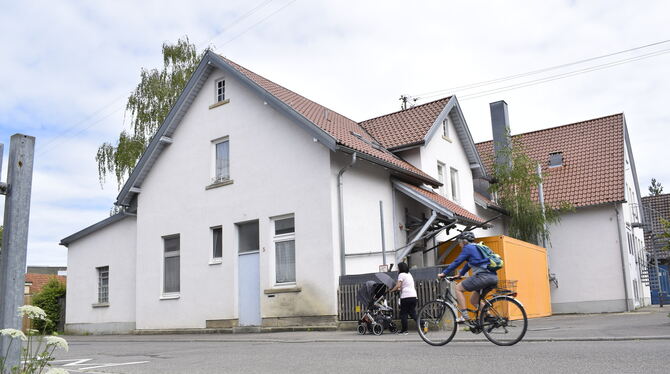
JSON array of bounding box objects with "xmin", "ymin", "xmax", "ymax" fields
[{"xmin": 1, "ymin": 0, "xmax": 668, "ymax": 266}]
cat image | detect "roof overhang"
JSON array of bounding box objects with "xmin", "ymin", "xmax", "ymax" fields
[
  {"xmin": 115, "ymin": 51, "xmax": 339, "ymax": 207},
  {"xmin": 60, "ymin": 212, "xmax": 134, "ymax": 247}
]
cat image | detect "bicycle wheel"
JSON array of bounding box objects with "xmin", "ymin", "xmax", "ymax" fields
[
  {"xmin": 417, "ymin": 300, "xmax": 457, "ymax": 346},
  {"xmin": 479, "ymin": 296, "xmax": 528, "ymax": 346}
]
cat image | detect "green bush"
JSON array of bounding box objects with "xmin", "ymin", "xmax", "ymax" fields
[{"xmin": 32, "ymin": 278, "xmax": 66, "ymax": 334}]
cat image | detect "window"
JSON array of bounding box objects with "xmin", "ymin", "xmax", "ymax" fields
[
  {"xmin": 273, "ymin": 216, "xmax": 296, "ymax": 284},
  {"xmin": 212, "ymin": 226, "xmax": 223, "ymax": 259},
  {"xmin": 215, "ymin": 78, "xmax": 225, "ymax": 102},
  {"xmin": 213, "ymin": 137, "xmax": 230, "ymax": 183},
  {"xmin": 163, "ymin": 235, "xmax": 180, "ymax": 294},
  {"xmin": 437, "ymin": 162, "xmax": 446, "ymax": 196},
  {"xmin": 237, "ymin": 221, "xmax": 259, "ymax": 253},
  {"xmin": 450, "ymin": 167, "xmax": 460, "ymax": 202},
  {"xmin": 97, "ymin": 266, "xmax": 109, "ymax": 303},
  {"xmin": 549, "ymin": 152, "xmax": 563, "ymax": 167},
  {"xmin": 442, "ymin": 117, "xmax": 450, "ymax": 138}
]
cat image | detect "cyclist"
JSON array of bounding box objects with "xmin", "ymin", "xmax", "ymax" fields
[{"xmin": 437, "ymin": 231, "xmax": 498, "ymax": 322}]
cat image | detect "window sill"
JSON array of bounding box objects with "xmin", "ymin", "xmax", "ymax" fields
[
  {"xmin": 209, "ymin": 258, "xmax": 223, "ymax": 265},
  {"xmin": 209, "ymin": 99, "xmax": 230, "ymax": 110},
  {"xmin": 160, "ymin": 293, "xmax": 180, "ymax": 300},
  {"xmin": 92, "ymin": 302, "xmax": 109, "ymax": 308},
  {"xmin": 442, "ymin": 135, "xmax": 453, "ymax": 143},
  {"xmin": 205, "ymin": 179, "xmax": 234, "ymax": 190},
  {"xmin": 264, "ymin": 286, "xmax": 301, "ymax": 294}
]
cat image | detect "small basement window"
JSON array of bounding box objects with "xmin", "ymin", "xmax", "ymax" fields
[{"xmin": 549, "ymin": 152, "xmax": 563, "ymax": 167}]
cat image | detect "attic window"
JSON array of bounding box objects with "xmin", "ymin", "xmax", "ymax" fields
[
  {"xmin": 215, "ymin": 78, "xmax": 225, "ymax": 102},
  {"xmin": 549, "ymin": 152, "xmax": 563, "ymax": 167}
]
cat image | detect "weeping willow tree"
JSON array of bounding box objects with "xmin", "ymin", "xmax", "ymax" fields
[
  {"xmin": 96, "ymin": 37, "xmax": 205, "ymax": 189},
  {"xmin": 489, "ymin": 140, "xmax": 573, "ymax": 245}
]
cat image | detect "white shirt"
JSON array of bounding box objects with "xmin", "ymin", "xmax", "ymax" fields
[{"xmin": 398, "ymin": 272, "xmax": 417, "ymax": 299}]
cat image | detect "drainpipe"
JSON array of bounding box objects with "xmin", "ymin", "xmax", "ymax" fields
[
  {"xmin": 338, "ymin": 153, "xmax": 357, "ymax": 276},
  {"xmin": 614, "ymin": 204, "xmax": 632, "ymax": 312}
]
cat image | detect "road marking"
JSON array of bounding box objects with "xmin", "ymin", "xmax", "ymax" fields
[
  {"xmin": 52, "ymin": 358, "xmax": 149, "ymax": 371},
  {"xmin": 79, "ymin": 361, "xmax": 150, "ymax": 370}
]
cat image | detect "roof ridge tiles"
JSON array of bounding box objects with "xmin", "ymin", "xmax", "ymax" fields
[
  {"xmin": 475, "ymin": 112, "xmax": 624, "ymax": 145},
  {"xmin": 359, "ymin": 96, "xmax": 452, "ymax": 124}
]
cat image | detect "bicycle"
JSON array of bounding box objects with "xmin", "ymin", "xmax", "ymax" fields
[{"xmin": 417, "ymin": 277, "xmax": 528, "ymax": 346}]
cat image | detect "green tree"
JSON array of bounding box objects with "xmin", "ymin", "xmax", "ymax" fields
[
  {"xmin": 489, "ymin": 140, "xmax": 572, "ymax": 245},
  {"xmin": 649, "ymin": 178, "xmax": 664, "ymax": 196},
  {"xmin": 32, "ymin": 277, "xmax": 67, "ymax": 334},
  {"xmin": 660, "ymin": 218, "xmax": 670, "ymax": 251},
  {"xmin": 96, "ymin": 37, "xmax": 205, "ymax": 189}
]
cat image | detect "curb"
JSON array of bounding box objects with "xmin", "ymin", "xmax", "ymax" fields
[{"xmin": 64, "ymin": 335, "xmax": 670, "ymax": 343}]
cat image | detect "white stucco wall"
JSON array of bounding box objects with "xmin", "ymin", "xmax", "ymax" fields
[
  {"xmin": 65, "ymin": 216, "xmax": 137, "ymax": 333},
  {"xmin": 621, "ymin": 135, "xmax": 650, "ymax": 307},
  {"xmin": 546, "ymin": 205, "xmax": 632, "ymax": 313},
  {"xmin": 331, "ymin": 153, "xmax": 397, "ymax": 275},
  {"xmin": 133, "ymin": 67, "xmax": 335, "ymax": 329}
]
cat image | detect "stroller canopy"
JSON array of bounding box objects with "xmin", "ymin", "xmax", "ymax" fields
[{"xmin": 357, "ymin": 280, "xmax": 388, "ymax": 308}]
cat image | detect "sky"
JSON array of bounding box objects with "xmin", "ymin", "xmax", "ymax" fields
[{"xmin": 1, "ymin": 0, "xmax": 668, "ymax": 266}]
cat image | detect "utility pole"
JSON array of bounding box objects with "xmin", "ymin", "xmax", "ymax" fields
[{"xmin": 0, "ymin": 134, "xmax": 35, "ymax": 371}]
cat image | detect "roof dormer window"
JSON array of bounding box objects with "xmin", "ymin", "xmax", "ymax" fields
[{"xmin": 549, "ymin": 152, "xmax": 563, "ymax": 167}]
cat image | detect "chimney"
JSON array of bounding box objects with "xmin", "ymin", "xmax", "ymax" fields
[{"xmin": 490, "ymin": 100, "xmax": 512, "ymax": 169}]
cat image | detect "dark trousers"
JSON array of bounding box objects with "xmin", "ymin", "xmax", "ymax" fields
[{"xmin": 399, "ymin": 297, "xmax": 418, "ymax": 332}]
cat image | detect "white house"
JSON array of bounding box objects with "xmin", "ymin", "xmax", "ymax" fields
[
  {"xmin": 60, "ymin": 52, "xmax": 497, "ymax": 333},
  {"xmin": 476, "ymin": 104, "xmax": 651, "ymax": 313}
]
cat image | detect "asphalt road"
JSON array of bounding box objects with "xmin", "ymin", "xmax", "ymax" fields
[{"xmin": 52, "ymin": 338, "xmax": 669, "ymax": 374}]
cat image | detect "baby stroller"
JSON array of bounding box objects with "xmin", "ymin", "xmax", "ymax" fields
[{"xmin": 356, "ymin": 280, "xmax": 397, "ymax": 335}]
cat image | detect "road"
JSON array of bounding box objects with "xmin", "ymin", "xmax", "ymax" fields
[{"xmin": 52, "ymin": 337, "xmax": 669, "ymax": 374}]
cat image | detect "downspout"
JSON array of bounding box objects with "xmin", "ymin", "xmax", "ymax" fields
[
  {"xmin": 338, "ymin": 152, "xmax": 357, "ymax": 276},
  {"xmin": 614, "ymin": 204, "xmax": 632, "ymax": 312}
]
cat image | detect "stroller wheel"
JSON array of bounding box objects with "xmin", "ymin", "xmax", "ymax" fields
[
  {"xmin": 357, "ymin": 324, "xmax": 366, "ymax": 335},
  {"xmin": 372, "ymin": 324, "xmax": 383, "ymax": 336}
]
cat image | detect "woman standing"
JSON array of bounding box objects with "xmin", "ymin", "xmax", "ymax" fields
[{"xmin": 389, "ymin": 262, "xmax": 418, "ymax": 335}]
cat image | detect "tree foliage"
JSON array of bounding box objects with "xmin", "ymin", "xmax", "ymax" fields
[
  {"xmin": 660, "ymin": 217, "xmax": 670, "ymax": 252},
  {"xmin": 489, "ymin": 140, "xmax": 573, "ymax": 245},
  {"xmin": 32, "ymin": 278, "xmax": 67, "ymax": 334},
  {"xmin": 96, "ymin": 37, "xmax": 205, "ymax": 189},
  {"xmin": 649, "ymin": 178, "xmax": 664, "ymax": 196}
]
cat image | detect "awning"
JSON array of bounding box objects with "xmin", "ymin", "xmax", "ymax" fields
[{"xmin": 392, "ymin": 181, "xmax": 488, "ymax": 226}]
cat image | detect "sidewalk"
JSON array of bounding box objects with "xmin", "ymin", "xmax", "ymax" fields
[{"xmin": 64, "ymin": 306, "xmax": 670, "ymax": 343}]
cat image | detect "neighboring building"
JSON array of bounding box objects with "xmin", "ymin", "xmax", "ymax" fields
[
  {"xmin": 60, "ymin": 52, "xmax": 499, "ymax": 333},
  {"xmin": 477, "ymin": 103, "xmax": 650, "ymax": 312},
  {"xmin": 25, "ymin": 273, "xmax": 66, "ymax": 296},
  {"xmin": 27, "ymin": 266, "xmax": 67, "ymax": 276},
  {"xmin": 641, "ymin": 193, "xmax": 670, "ymax": 304}
]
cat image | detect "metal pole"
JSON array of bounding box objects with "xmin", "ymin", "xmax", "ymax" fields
[
  {"xmin": 0, "ymin": 134, "xmax": 35, "ymax": 371},
  {"xmin": 379, "ymin": 201, "xmax": 386, "ymax": 266},
  {"xmin": 651, "ymin": 234, "xmax": 663, "ymax": 307}
]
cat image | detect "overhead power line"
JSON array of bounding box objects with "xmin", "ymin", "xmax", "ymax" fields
[
  {"xmin": 457, "ymin": 47, "xmax": 670, "ymax": 101},
  {"xmin": 411, "ymin": 39, "xmax": 670, "ymax": 100}
]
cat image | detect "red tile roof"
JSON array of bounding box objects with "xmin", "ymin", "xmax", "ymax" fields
[
  {"xmin": 24, "ymin": 274, "xmax": 66, "ymax": 295},
  {"xmin": 400, "ymin": 182, "xmax": 487, "ymax": 224},
  {"xmin": 221, "ymin": 57, "xmax": 439, "ymax": 186},
  {"xmin": 359, "ymin": 97, "xmax": 452, "ymax": 149},
  {"xmin": 475, "ymin": 114, "xmax": 625, "ymax": 208}
]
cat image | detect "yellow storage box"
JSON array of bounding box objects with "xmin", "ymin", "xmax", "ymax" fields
[{"xmin": 438, "ymin": 235, "xmax": 552, "ymax": 318}]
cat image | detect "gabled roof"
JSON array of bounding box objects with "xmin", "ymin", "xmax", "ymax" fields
[
  {"xmin": 393, "ymin": 181, "xmax": 487, "ymax": 225},
  {"xmin": 115, "ymin": 52, "xmax": 440, "ymax": 206},
  {"xmin": 360, "ymin": 97, "xmax": 451, "ymax": 149},
  {"xmin": 475, "ymin": 113, "xmax": 626, "ymax": 208},
  {"xmin": 359, "ymin": 96, "xmax": 487, "ymax": 178},
  {"xmin": 60, "ymin": 212, "xmax": 132, "ymax": 246}
]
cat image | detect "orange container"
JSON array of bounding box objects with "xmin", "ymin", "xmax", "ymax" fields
[{"xmin": 438, "ymin": 235, "xmax": 552, "ymax": 318}]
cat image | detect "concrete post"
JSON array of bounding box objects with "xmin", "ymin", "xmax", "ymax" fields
[{"xmin": 0, "ymin": 134, "xmax": 35, "ymax": 371}]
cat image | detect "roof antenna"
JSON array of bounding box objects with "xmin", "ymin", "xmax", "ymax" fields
[{"xmin": 399, "ymin": 95, "xmax": 419, "ymax": 110}]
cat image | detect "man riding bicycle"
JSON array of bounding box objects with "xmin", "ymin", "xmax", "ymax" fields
[{"xmin": 437, "ymin": 231, "xmax": 498, "ymax": 322}]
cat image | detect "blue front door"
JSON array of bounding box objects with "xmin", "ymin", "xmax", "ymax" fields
[{"xmin": 238, "ymin": 251, "xmax": 261, "ymax": 326}]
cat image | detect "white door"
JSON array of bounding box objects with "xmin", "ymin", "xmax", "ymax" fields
[{"xmin": 237, "ymin": 220, "xmax": 261, "ymax": 326}]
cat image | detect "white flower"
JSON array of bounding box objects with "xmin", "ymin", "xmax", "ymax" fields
[
  {"xmin": 0, "ymin": 328, "xmax": 27, "ymax": 341},
  {"xmin": 45, "ymin": 336, "xmax": 69, "ymax": 351},
  {"xmin": 18, "ymin": 305, "xmax": 47, "ymax": 320},
  {"xmin": 46, "ymin": 369, "xmax": 69, "ymax": 374}
]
